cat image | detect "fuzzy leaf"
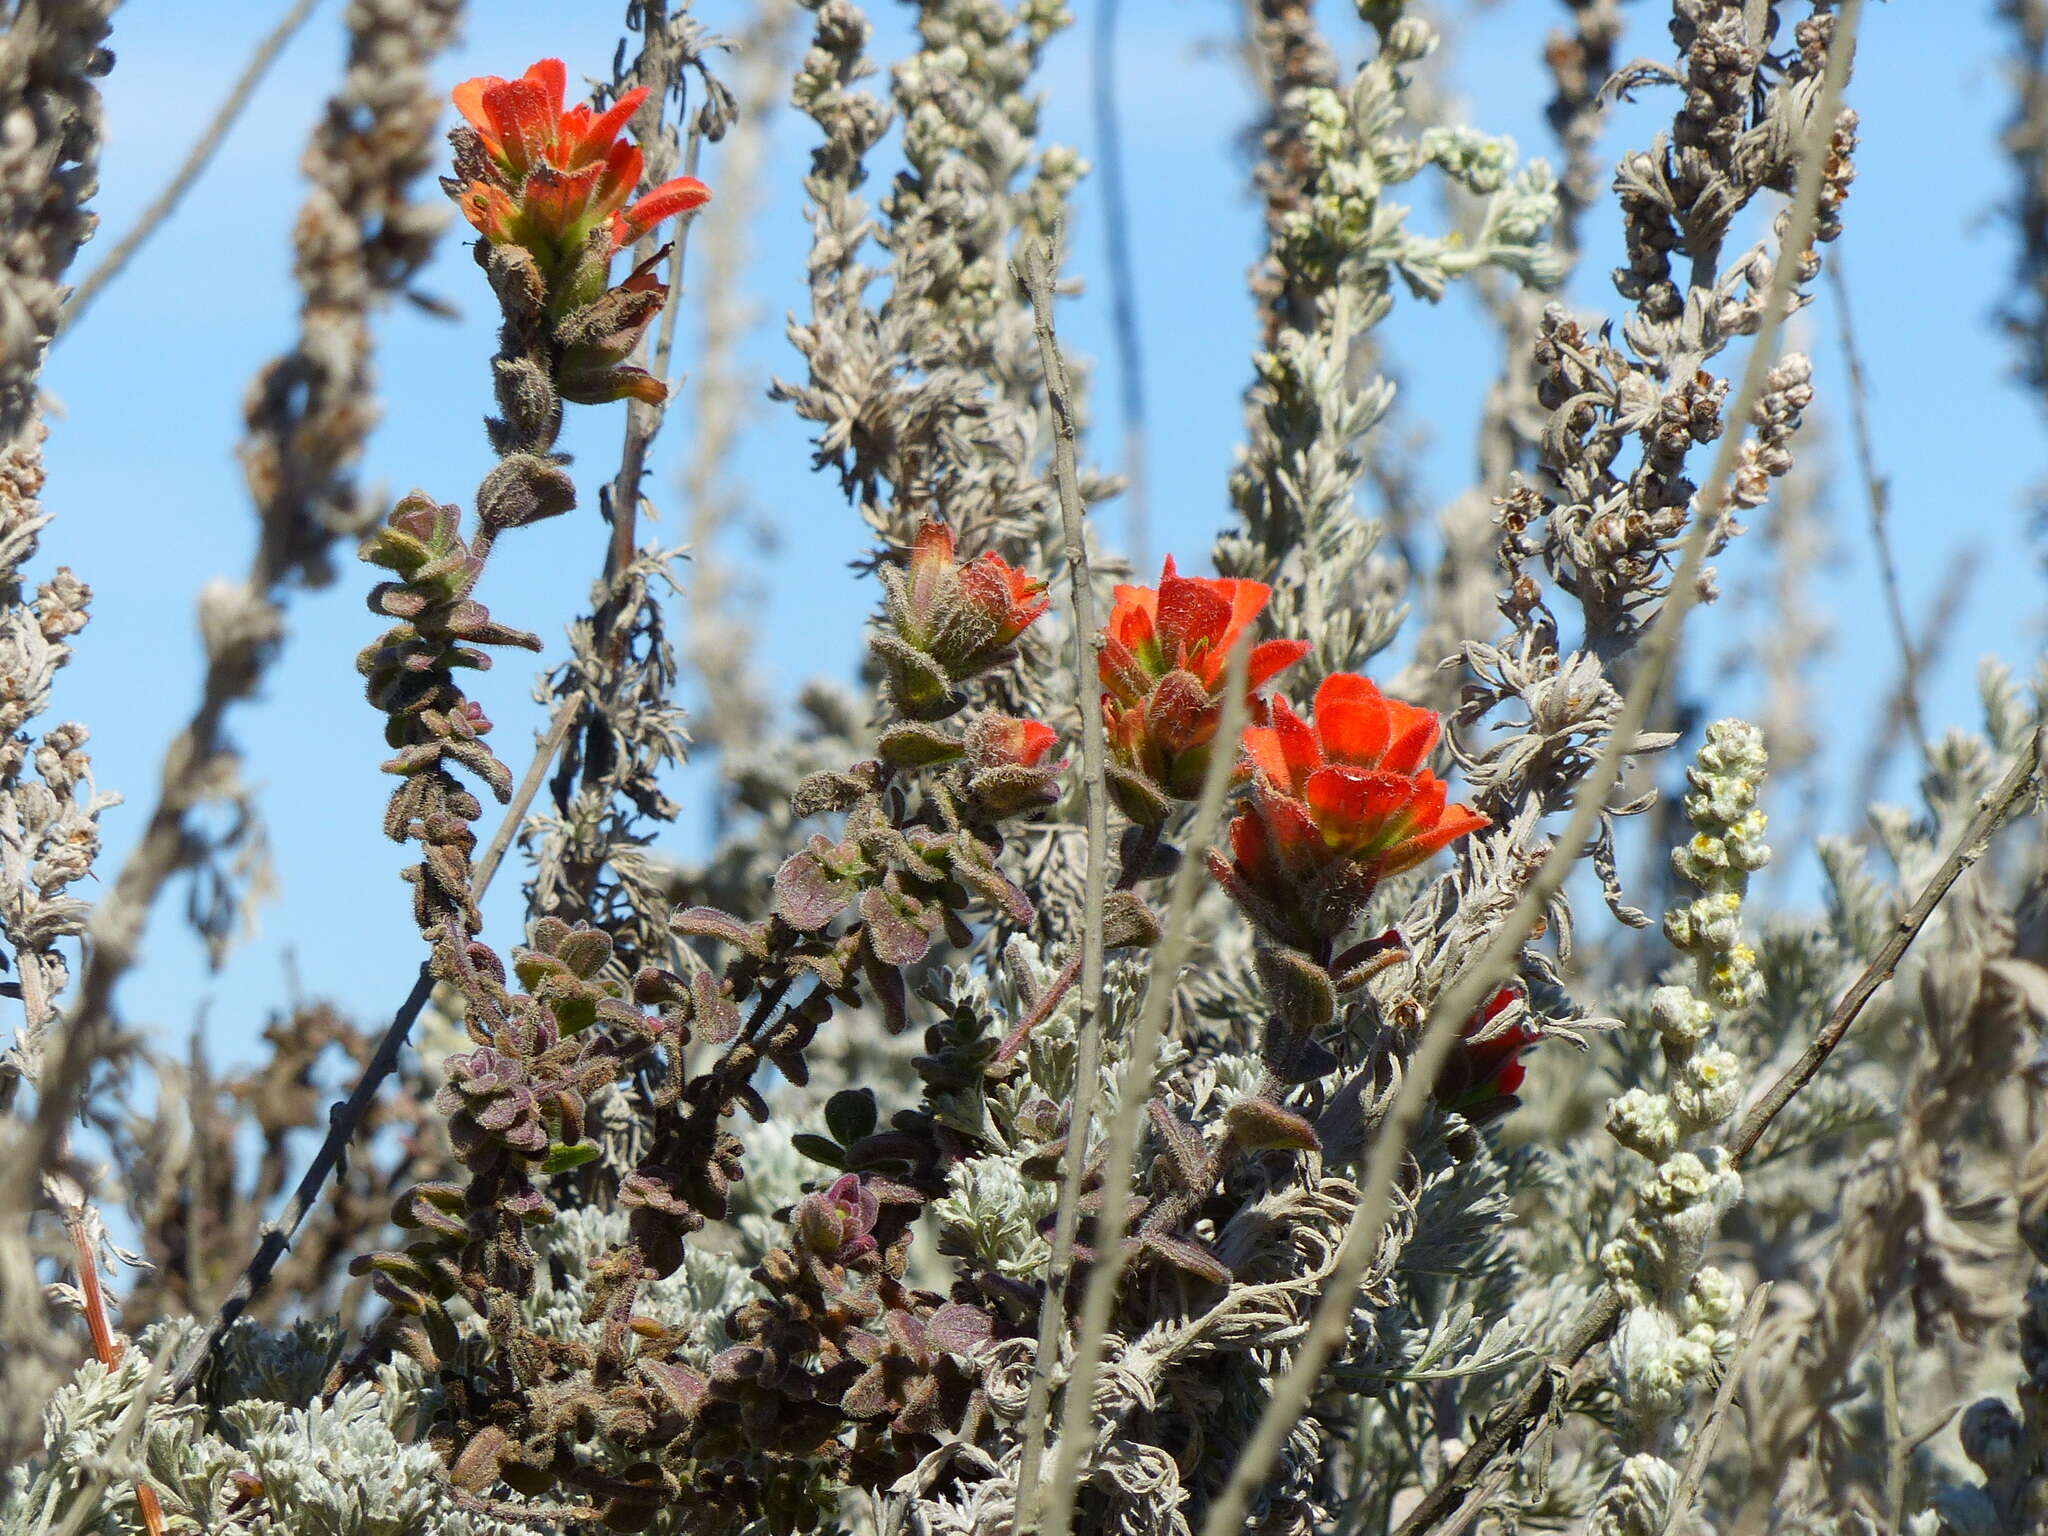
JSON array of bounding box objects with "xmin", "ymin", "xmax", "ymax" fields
[
  {"xmin": 792, "ymin": 1133, "xmax": 849, "ymax": 1170},
  {"xmin": 870, "ymin": 632, "xmax": 961, "ymax": 721},
  {"xmin": 839, "ymin": 1362, "xmax": 891, "ymax": 1418},
  {"xmin": 1147, "ymin": 1099, "xmax": 1210, "ymax": 1190},
  {"xmin": 541, "ymin": 1140, "xmax": 601, "ymax": 1174},
  {"xmin": 638, "ymin": 1359, "xmax": 710, "ymax": 1419},
  {"xmin": 826, "ymin": 1088, "xmax": 880, "ymax": 1146},
  {"xmin": 877, "ymin": 721, "xmax": 965, "ymax": 767},
  {"xmin": 776, "ymin": 847, "xmax": 858, "ymax": 932},
  {"xmin": 1102, "ymin": 890, "xmax": 1161, "ymax": 950},
  {"xmin": 1106, "ymin": 762, "xmax": 1174, "ymax": 828},
  {"xmin": 861, "ymin": 886, "xmax": 937, "ymax": 967},
  {"xmin": 844, "ymin": 1130, "xmax": 925, "ymax": 1170},
  {"xmin": 1224, "ymin": 1096, "xmax": 1322, "ymax": 1153},
  {"xmin": 1140, "ymin": 1230, "xmax": 1232, "ymax": 1285},
  {"xmin": 791, "ymin": 768, "xmax": 875, "ymax": 818},
  {"xmin": 947, "ymin": 853, "xmax": 1034, "ymax": 928},
  {"xmin": 691, "ymin": 970, "xmax": 741, "ymax": 1045},
  {"xmin": 670, "ymin": 906, "xmax": 769, "ymax": 959},
  {"xmin": 476, "ymin": 453, "xmax": 576, "ymax": 530},
  {"xmin": 926, "ymin": 1302, "xmax": 995, "ymax": 1356},
  {"xmin": 862, "ymin": 940, "xmax": 911, "ymax": 1035},
  {"xmin": 963, "ymin": 761, "xmax": 1065, "ymax": 817},
  {"xmin": 554, "ymin": 926, "xmax": 614, "ymax": 979},
  {"xmin": 1255, "ymin": 945, "xmax": 1336, "ymax": 1031},
  {"xmin": 450, "ymin": 1427, "xmax": 514, "ymax": 1493}
]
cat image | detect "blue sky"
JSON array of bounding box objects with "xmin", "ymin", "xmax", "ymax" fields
[{"xmin": 32, "ymin": 0, "xmax": 2044, "ymax": 1072}]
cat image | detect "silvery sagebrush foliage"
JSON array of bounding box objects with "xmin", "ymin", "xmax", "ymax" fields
[
  {"xmin": 0, "ymin": 0, "xmax": 120, "ymax": 1457},
  {"xmin": 3, "ymin": 2, "xmax": 2048, "ymax": 1536}
]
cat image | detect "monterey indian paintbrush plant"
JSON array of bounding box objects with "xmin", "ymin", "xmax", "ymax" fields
[{"xmin": 3, "ymin": 8, "xmax": 2047, "ymax": 1536}]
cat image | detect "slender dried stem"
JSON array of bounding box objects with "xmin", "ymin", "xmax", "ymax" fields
[
  {"xmin": 1727, "ymin": 724, "xmax": 2043, "ymax": 1165},
  {"xmin": 992, "ymin": 951, "xmax": 1084, "ymax": 1063},
  {"xmin": 54, "ymin": 1189, "xmax": 166, "ymax": 1536},
  {"xmin": 13, "ymin": 0, "xmax": 464, "ymax": 1225},
  {"xmin": 676, "ymin": 0, "xmax": 794, "ymax": 759},
  {"xmin": 1012, "ymin": 232, "xmax": 1110, "ymax": 1534},
  {"xmin": 1656, "ymin": 1282, "xmax": 1772, "ymax": 1536},
  {"xmin": 1205, "ymin": 12, "xmax": 1864, "ymax": 1530},
  {"xmin": 1040, "ymin": 642, "xmax": 1252, "ymax": 1536},
  {"xmin": 59, "ymin": 0, "xmax": 323, "ymax": 339},
  {"xmin": 1392, "ymin": 1288, "xmax": 1623, "ymax": 1536},
  {"xmin": 1880, "ymin": 1331, "xmax": 1906, "ymax": 1536},
  {"xmin": 168, "ymin": 689, "xmax": 585, "ymax": 1400},
  {"xmin": 1826, "ymin": 252, "xmax": 1928, "ymax": 767},
  {"xmin": 601, "ymin": 5, "xmax": 705, "ymax": 623},
  {"xmin": 1853, "ymin": 548, "xmax": 1972, "ymax": 815},
  {"xmin": 1092, "ymin": 0, "xmax": 1148, "ymax": 574}
]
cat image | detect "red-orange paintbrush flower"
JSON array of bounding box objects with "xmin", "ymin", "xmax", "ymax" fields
[
  {"xmin": 445, "ymin": 58, "xmax": 713, "ymax": 407},
  {"xmin": 451, "ymin": 59, "xmax": 710, "ymax": 262},
  {"xmin": 1240, "ymin": 675, "xmax": 1487, "ymax": 870},
  {"xmin": 1433, "ymin": 983, "xmax": 1539, "ymax": 1123},
  {"xmin": 1214, "ymin": 673, "xmax": 1488, "ymax": 947},
  {"xmin": 875, "ymin": 521, "xmax": 1051, "ymax": 719},
  {"xmin": 1098, "ymin": 557, "xmax": 1309, "ymax": 823}
]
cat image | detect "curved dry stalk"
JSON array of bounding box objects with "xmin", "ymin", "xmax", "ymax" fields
[
  {"xmin": 600, "ymin": 1, "xmax": 717, "ymax": 619},
  {"xmin": 1012, "ymin": 231, "xmax": 1111, "ymax": 1534},
  {"xmin": 59, "ymin": 0, "xmax": 323, "ymax": 339},
  {"xmin": 677, "ymin": 0, "xmax": 796, "ymax": 758},
  {"xmin": 1039, "ymin": 641, "xmax": 1252, "ymax": 1536},
  {"xmin": 1825, "ymin": 252, "xmax": 1928, "ymax": 769},
  {"xmin": 1091, "ymin": 0, "xmax": 1147, "ymax": 574},
  {"xmin": 10, "ymin": 0, "xmax": 465, "ymax": 1271},
  {"xmin": 1729, "ymin": 726, "xmax": 2043, "ymax": 1165},
  {"xmin": 1200, "ymin": 10, "xmax": 1865, "ymax": 1531}
]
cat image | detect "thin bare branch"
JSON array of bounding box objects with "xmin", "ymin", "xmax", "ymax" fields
[
  {"xmin": 1826, "ymin": 252, "xmax": 1928, "ymax": 767},
  {"xmin": 1656, "ymin": 1282, "xmax": 1774, "ymax": 1536},
  {"xmin": 1012, "ymin": 230, "xmax": 1111, "ymax": 1535},
  {"xmin": 11, "ymin": 0, "xmax": 465, "ymax": 1251},
  {"xmin": 59, "ymin": 0, "xmax": 323, "ymax": 339},
  {"xmin": 1041, "ymin": 640, "xmax": 1253, "ymax": 1536},
  {"xmin": 1727, "ymin": 724, "xmax": 2044, "ymax": 1165}
]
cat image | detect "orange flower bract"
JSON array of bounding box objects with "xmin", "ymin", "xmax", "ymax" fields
[
  {"xmin": 1098, "ymin": 557, "xmax": 1309, "ymax": 821},
  {"xmin": 450, "ymin": 58, "xmax": 710, "ymax": 264},
  {"xmin": 1215, "ymin": 673, "xmax": 1488, "ymax": 948},
  {"xmin": 876, "ymin": 521, "xmax": 1051, "ymax": 719}
]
